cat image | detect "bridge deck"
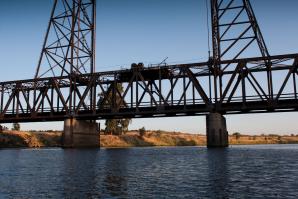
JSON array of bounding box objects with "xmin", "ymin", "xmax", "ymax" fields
[{"xmin": 1, "ymin": 53, "xmax": 298, "ymax": 123}]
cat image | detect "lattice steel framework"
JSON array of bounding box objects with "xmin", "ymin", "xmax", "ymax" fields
[
  {"xmin": 35, "ymin": 0, "xmax": 96, "ymax": 78},
  {"xmin": 34, "ymin": 0, "xmax": 96, "ymax": 115},
  {"xmin": 211, "ymin": 0, "xmax": 269, "ymax": 61},
  {"xmin": 0, "ymin": 0, "xmax": 297, "ymax": 123},
  {"xmin": 210, "ymin": 0, "xmax": 275, "ymax": 106}
]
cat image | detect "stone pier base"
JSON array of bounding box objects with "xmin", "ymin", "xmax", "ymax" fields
[
  {"xmin": 62, "ymin": 119, "xmax": 100, "ymax": 148},
  {"xmin": 206, "ymin": 113, "xmax": 229, "ymax": 148}
]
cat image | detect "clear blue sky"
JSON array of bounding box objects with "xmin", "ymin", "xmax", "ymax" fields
[{"xmin": 0, "ymin": 0, "xmax": 298, "ymax": 134}]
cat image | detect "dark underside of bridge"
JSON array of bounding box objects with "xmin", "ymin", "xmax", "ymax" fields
[{"xmin": 1, "ymin": 100, "xmax": 298, "ymax": 123}]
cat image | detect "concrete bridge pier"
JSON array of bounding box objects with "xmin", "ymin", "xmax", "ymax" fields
[
  {"xmin": 206, "ymin": 113, "xmax": 229, "ymax": 148},
  {"xmin": 62, "ymin": 119, "xmax": 100, "ymax": 148}
]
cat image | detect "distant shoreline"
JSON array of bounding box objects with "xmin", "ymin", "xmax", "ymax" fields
[{"xmin": 1, "ymin": 130, "xmax": 298, "ymax": 148}]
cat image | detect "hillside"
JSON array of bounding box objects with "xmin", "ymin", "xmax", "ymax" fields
[
  {"xmin": 0, "ymin": 131, "xmax": 61, "ymax": 148},
  {"xmin": 1, "ymin": 130, "xmax": 298, "ymax": 148},
  {"xmin": 100, "ymin": 131, "xmax": 205, "ymax": 147}
]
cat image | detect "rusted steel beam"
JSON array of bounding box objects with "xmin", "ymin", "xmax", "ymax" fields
[{"xmin": 0, "ymin": 53, "xmax": 297, "ymax": 123}]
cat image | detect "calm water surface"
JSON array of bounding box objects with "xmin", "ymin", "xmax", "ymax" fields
[{"xmin": 1, "ymin": 145, "xmax": 298, "ymax": 198}]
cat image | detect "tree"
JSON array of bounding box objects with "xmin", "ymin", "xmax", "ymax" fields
[
  {"xmin": 105, "ymin": 118, "xmax": 131, "ymax": 135},
  {"xmin": 98, "ymin": 83, "xmax": 131, "ymax": 135},
  {"xmin": 233, "ymin": 132, "xmax": 241, "ymax": 140},
  {"xmin": 252, "ymin": 135, "xmax": 256, "ymax": 140},
  {"xmin": 12, "ymin": 123, "xmax": 20, "ymax": 131},
  {"xmin": 139, "ymin": 127, "xmax": 146, "ymax": 137}
]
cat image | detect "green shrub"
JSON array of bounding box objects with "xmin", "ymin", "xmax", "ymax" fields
[
  {"xmin": 139, "ymin": 127, "xmax": 146, "ymax": 137},
  {"xmin": 232, "ymin": 132, "xmax": 241, "ymax": 140}
]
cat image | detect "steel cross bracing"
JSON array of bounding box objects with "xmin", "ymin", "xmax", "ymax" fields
[
  {"xmin": 0, "ymin": 0, "xmax": 297, "ymax": 123},
  {"xmin": 35, "ymin": 0, "xmax": 96, "ymax": 78},
  {"xmin": 34, "ymin": 0, "xmax": 97, "ymax": 116},
  {"xmin": 0, "ymin": 53, "xmax": 298, "ymax": 123}
]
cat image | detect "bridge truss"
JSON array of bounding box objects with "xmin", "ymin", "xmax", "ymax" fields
[{"xmin": 0, "ymin": 0, "xmax": 297, "ymax": 123}]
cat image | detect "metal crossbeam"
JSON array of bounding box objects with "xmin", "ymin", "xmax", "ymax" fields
[
  {"xmin": 0, "ymin": 54, "xmax": 298, "ymax": 123},
  {"xmin": 0, "ymin": 0, "xmax": 297, "ymax": 124}
]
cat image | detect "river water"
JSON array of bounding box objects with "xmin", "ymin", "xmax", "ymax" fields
[{"xmin": 0, "ymin": 145, "xmax": 298, "ymax": 199}]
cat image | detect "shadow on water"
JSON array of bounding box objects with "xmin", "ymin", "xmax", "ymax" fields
[
  {"xmin": 61, "ymin": 149, "xmax": 101, "ymax": 198},
  {"xmin": 206, "ymin": 148, "xmax": 230, "ymax": 198},
  {"xmin": 60, "ymin": 148, "xmax": 130, "ymax": 198},
  {"xmin": 102, "ymin": 148, "xmax": 129, "ymax": 198}
]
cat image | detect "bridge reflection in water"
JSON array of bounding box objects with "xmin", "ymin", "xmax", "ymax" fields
[{"xmin": 1, "ymin": 147, "xmax": 298, "ymax": 198}]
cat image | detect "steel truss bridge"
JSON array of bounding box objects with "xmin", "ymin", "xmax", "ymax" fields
[{"xmin": 0, "ymin": 0, "xmax": 297, "ymax": 124}]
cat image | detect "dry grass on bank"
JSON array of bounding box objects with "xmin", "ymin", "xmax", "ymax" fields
[
  {"xmin": 0, "ymin": 131, "xmax": 61, "ymax": 148},
  {"xmin": 1, "ymin": 130, "xmax": 298, "ymax": 148},
  {"xmin": 229, "ymin": 134, "xmax": 298, "ymax": 145},
  {"xmin": 100, "ymin": 131, "xmax": 206, "ymax": 147}
]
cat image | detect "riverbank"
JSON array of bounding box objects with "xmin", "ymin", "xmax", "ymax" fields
[
  {"xmin": 0, "ymin": 131, "xmax": 62, "ymax": 148},
  {"xmin": 1, "ymin": 130, "xmax": 298, "ymax": 148}
]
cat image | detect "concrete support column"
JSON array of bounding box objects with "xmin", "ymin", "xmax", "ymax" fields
[
  {"xmin": 62, "ymin": 118, "xmax": 100, "ymax": 148},
  {"xmin": 206, "ymin": 113, "xmax": 229, "ymax": 148}
]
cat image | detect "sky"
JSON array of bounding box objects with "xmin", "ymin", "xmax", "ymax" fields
[{"xmin": 0, "ymin": 0, "xmax": 298, "ymax": 134}]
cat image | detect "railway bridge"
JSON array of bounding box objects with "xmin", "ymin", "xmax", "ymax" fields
[{"xmin": 1, "ymin": 0, "xmax": 297, "ymax": 147}]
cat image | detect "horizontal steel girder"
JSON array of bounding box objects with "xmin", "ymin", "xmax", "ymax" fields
[{"xmin": 0, "ymin": 53, "xmax": 298, "ymax": 123}]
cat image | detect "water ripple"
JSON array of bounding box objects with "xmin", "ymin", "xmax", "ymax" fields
[{"xmin": 0, "ymin": 145, "xmax": 298, "ymax": 198}]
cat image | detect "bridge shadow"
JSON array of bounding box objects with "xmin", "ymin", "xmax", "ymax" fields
[
  {"xmin": 206, "ymin": 148, "xmax": 230, "ymax": 198},
  {"xmin": 61, "ymin": 149, "xmax": 101, "ymax": 198},
  {"xmin": 101, "ymin": 148, "xmax": 129, "ymax": 198}
]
